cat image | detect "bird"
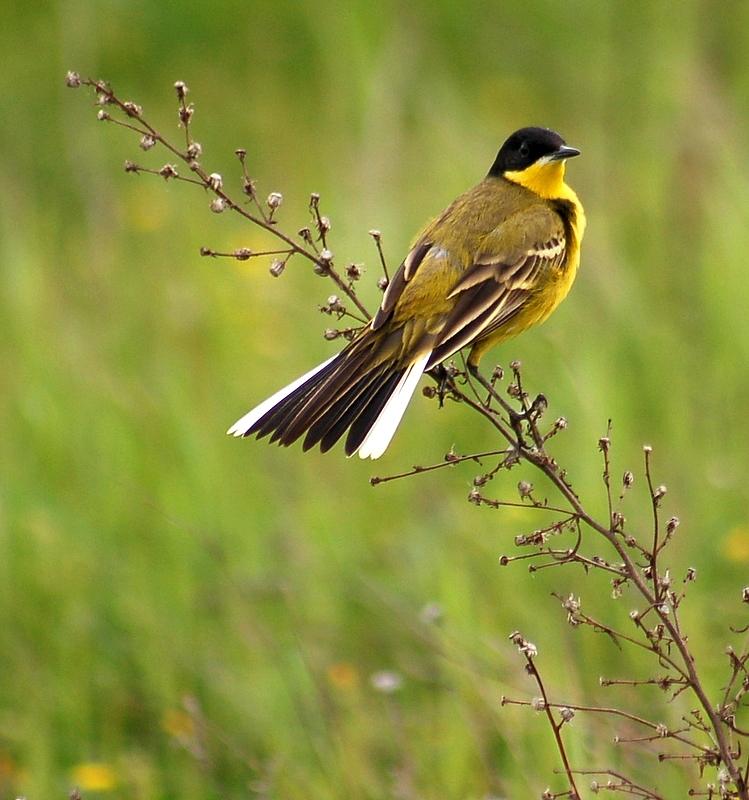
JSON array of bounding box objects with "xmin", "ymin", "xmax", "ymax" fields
[{"xmin": 228, "ymin": 126, "xmax": 585, "ymax": 459}]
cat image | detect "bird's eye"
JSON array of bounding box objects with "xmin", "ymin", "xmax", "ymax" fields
[{"xmin": 519, "ymin": 142, "xmax": 530, "ymax": 158}]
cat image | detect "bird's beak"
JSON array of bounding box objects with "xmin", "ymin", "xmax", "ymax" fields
[{"xmin": 549, "ymin": 145, "xmax": 581, "ymax": 162}]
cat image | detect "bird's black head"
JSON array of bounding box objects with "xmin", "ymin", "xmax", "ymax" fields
[{"xmin": 488, "ymin": 127, "xmax": 580, "ymax": 177}]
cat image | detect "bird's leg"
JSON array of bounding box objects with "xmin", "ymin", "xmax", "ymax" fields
[{"xmin": 427, "ymin": 364, "xmax": 450, "ymax": 408}]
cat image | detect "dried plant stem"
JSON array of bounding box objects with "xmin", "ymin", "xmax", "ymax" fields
[
  {"xmin": 440, "ymin": 370, "xmax": 748, "ymax": 799},
  {"xmin": 77, "ymin": 77, "xmax": 372, "ymax": 322}
]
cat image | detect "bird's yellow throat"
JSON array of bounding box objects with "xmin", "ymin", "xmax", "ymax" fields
[{"xmin": 504, "ymin": 159, "xmax": 569, "ymax": 201}]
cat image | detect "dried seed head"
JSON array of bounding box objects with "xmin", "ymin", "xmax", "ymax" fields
[
  {"xmin": 515, "ymin": 530, "xmax": 548, "ymax": 546},
  {"xmin": 124, "ymin": 160, "xmax": 139, "ymax": 173},
  {"xmin": 492, "ymin": 365, "xmax": 504, "ymax": 381},
  {"xmin": 345, "ymin": 263, "xmax": 363, "ymax": 281},
  {"xmin": 517, "ymin": 481, "xmax": 533, "ymax": 499},
  {"xmin": 562, "ymin": 593, "xmax": 581, "ymax": 616},
  {"xmin": 309, "ymin": 192, "xmax": 320, "ymax": 206},
  {"xmin": 210, "ymin": 198, "xmax": 227, "ymax": 213},
  {"xmin": 643, "ymin": 444, "xmax": 652, "ymax": 453},
  {"xmin": 96, "ymin": 109, "xmax": 110, "ymax": 121},
  {"xmin": 468, "ymin": 488, "xmax": 481, "ymax": 505},
  {"xmin": 743, "ymin": 587, "xmax": 749, "ymax": 604},
  {"xmin": 623, "ymin": 471, "xmax": 634, "ymax": 488},
  {"xmin": 267, "ymin": 192, "xmax": 283, "ymax": 209},
  {"xmin": 368, "ymin": 229, "xmax": 381, "ymax": 241},
  {"xmin": 174, "ymin": 81, "xmax": 188, "ymax": 99},
  {"xmin": 532, "ymin": 394, "xmax": 548, "ymax": 414},
  {"xmin": 629, "ymin": 609, "xmax": 640, "ymax": 621},
  {"xmin": 325, "ymin": 295, "xmax": 345, "ymax": 314},
  {"xmin": 658, "ymin": 569, "xmax": 673, "ymax": 590},
  {"xmin": 422, "ymin": 385, "xmax": 437, "ymax": 398},
  {"xmin": 158, "ymin": 164, "xmax": 178, "ymax": 180},
  {"xmin": 598, "ymin": 436, "xmax": 610, "ymax": 452},
  {"xmin": 199, "ymin": 247, "xmax": 212, "ymax": 256},
  {"xmin": 323, "ymin": 329, "xmax": 340, "ymax": 341},
  {"xmin": 235, "ymin": 148, "xmax": 247, "ymax": 159},
  {"xmin": 370, "ymin": 670, "xmax": 402, "ymax": 693},
  {"xmin": 122, "ymin": 101, "xmax": 142, "ymax": 118},
  {"xmin": 207, "ymin": 173, "xmax": 223, "ymax": 191},
  {"xmin": 233, "ymin": 248, "xmax": 252, "ymax": 261},
  {"xmin": 531, "ymin": 697, "xmax": 546, "ymax": 711},
  {"xmin": 555, "ymin": 416, "xmax": 567, "ymax": 429},
  {"xmin": 186, "ymin": 142, "xmax": 202, "ymax": 160},
  {"xmin": 65, "ymin": 71, "xmax": 81, "ymax": 88},
  {"xmin": 269, "ymin": 259, "xmax": 285, "ymax": 277},
  {"xmin": 559, "ymin": 707, "xmax": 575, "ymax": 723},
  {"xmin": 685, "ymin": 567, "xmax": 697, "ymax": 582},
  {"xmin": 318, "ymin": 216, "xmax": 331, "ymax": 232},
  {"xmin": 510, "ymin": 359, "xmax": 521, "ymax": 371},
  {"xmin": 319, "ymin": 249, "xmax": 333, "ymax": 263},
  {"xmin": 377, "ymin": 277, "xmax": 388, "ymax": 291},
  {"xmin": 139, "ymin": 134, "xmax": 156, "ymax": 151},
  {"xmin": 590, "ymin": 781, "xmax": 600, "ymax": 793},
  {"xmin": 653, "ymin": 484, "xmax": 667, "ymax": 501},
  {"xmin": 656, "ymin": 723, "xmax": 669, "ymax": 738},
  {"xmin": 178, "ymin": 104, "xmax": 194, "ymax": 126},
  {"xmin": 509, "ymin": 631, "xmax": 537, "ymax": 658},
  {"xmin": 666, "ymin": 516, "xmax": 679, "ymax": 535}
]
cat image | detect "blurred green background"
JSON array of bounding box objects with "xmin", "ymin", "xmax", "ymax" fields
[{"xmin": 2, "ymin": 0, "xmax": 749, "ymax": 797}]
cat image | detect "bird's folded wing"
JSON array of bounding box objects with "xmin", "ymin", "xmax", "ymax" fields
[{"xmin": 427, "ymin": 208, "xmax": 567, "ymax": 366}]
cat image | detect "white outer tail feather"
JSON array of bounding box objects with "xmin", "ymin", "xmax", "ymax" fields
[
  {"xmin": 356, "ymin": 353, "xmax": 431, "ymax": 460},
  {"xmin": 227, "ymin": 355, "xmax": 339, "ymax": 437}
]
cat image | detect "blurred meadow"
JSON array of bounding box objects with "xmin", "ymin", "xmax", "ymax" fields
[{"xmin": 2, "ymin": 0, "xmax": 749, "ymax": 797}]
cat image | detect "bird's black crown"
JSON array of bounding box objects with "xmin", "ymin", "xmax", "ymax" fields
[{"xmin": 488, "ymin": 127, "xmax": 568, "ymax": 177}]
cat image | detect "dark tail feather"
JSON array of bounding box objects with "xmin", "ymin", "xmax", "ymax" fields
[
  {"xmin": 302, "ymin": 366, "xmax": 397, "ymax": 453},
  {"xmin": 228, "ymin": 344, "xmax": 429, "ymax": 458}
]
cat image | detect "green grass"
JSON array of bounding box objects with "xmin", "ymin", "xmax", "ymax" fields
[{"xmin": 1, "ymin": 0, "xmax": 749, "ymax": 797}]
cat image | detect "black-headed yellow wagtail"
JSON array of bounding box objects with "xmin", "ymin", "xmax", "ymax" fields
[{"xmin": 229, "ymin": 127, "xmax": 585, "ymax": 459}]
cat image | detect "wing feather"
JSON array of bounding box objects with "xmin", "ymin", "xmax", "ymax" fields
[{"xmin": 428, "ymin": 234, "xmax": 567, "ymax": 369}]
